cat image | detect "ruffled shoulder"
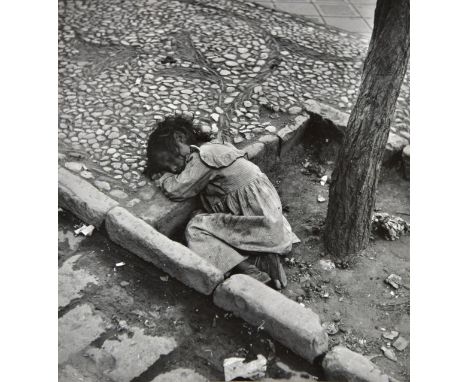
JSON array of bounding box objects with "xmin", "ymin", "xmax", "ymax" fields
[{"xmin": 197, "ymin": 142, "xmax": 246, "ymax": 169}]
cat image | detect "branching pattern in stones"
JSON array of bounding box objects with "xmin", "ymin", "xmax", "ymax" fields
[{"xmin": 58, "ymin": 0, "xmax": 410, "ymax": 203}]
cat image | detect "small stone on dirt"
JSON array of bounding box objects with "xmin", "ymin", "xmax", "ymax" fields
[
  {"xmin": 74, "ymin": 224, "xmax": 95, "ymax": 237},
  {"xmin": 385, "ymin": 274, "xmax": 402, "ymax": 289},
  {"xmin": 381, "ymin": 346, "xmax": 397, "ymax": 362},
  {"xmin": 382, "ymin": 330, "xmax": 399, "ymax": 340},
  {"xmin": 223, "ymin": 354, "xmax": 267, "ymax": 381},
  {"xmin": 372, "ymin": 212, "xmax": 410, "ymax": 240},
  {"xmin": 319, "ymin": 259, "xmax": 336, "ymax": 271},
  {"xmin": 322, "ymin": 321, "xmax": 339, "ymax": 335},
  {"xmin": 392, "ymin": 336, "xmax": 408, "ymax": 351},
  {"xmin": 320, "ymin": 290, "xmax": 330, "ymax": 299},
  {"xmin": 317, "ymin": 195, "xmax": 326, "ymax": 203},
  {"xmin": 120, "ymin": 281, "xmax": 130, "ymax": 287}
]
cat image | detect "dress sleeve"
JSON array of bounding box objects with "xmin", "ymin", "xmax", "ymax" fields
[{"xmin": 160, "ymin": 153, "xmax": 215, "ymax": 201}]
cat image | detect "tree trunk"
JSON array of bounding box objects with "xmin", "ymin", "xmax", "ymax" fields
[{"xmin": 324, "ymin": 0, "xmax": 410, "ymax": 257}]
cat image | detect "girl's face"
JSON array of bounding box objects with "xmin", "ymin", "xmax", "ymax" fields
[
  {"xmin": 151, "ymin": 130, "xmax": 192, "ymax": 174},
  {"xmin": 154, "ymin": 150, "xmax": 186, "ymax": 174}
]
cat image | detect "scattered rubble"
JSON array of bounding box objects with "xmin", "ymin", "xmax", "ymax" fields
[
  {"xmin": 392, "ymin": 336, "xmax": 409, "ymax": 351},
  {"xmin": 385, "ymin": 274, "xmax": 403, "ymax": 289},
  {"xmin": 223, "ymin": 354, "xmax": 267, "ymax": 381},
  {"xmin": 382, "ymin": 330, "xmax": 399, "ymax": 340},
  {"xmin": 381, "ymin": 346, "xmax": 398, "ymax": 362},
  {"xmin": 74, "ymin": 224, "xmax": 95, "ymax": 237},
  {"xmin": 322, "ymin": 321, "xmax": 339, "ymax": 335},
  {"xmin": 317, "ymin": 195, "xmax": 327, "ymax": 203},
  {"xmin": 372, "ymin": 213, "xmax": 410, "ymax": 240},
  {"xmin": 319, "ymin": 259, "xmax": 336, "ymax": 271}
]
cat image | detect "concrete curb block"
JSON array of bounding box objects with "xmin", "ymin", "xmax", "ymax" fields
[
  {"xmin": 277, "ymin": 114, "xmax": 310, "ymax": 142},
  {"xmin": 105, "ymin": 206, "xmax": 224, "ymax": 295},
  {"xmin": 213, "ymin": 274, "xmax": 329, "ymax": 364},
  {"xmin": 58, "ymin": 166, "xmax": 119, "ymax": 227},
  {"xmin": 303, "ymin": 99, "xmax": 350, "ymax": 129},
  {"xmin": 131, "ymin": 192, "xmax": 199, "ymax": 238},
  {"xmin": 322, "ymin": 346, "xmax": 391, "ymax": 382},
  {"xmin": 303, "ymin": 99, "xmax": 409, "ymax": 162}
]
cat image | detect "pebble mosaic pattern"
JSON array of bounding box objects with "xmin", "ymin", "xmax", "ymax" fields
[{"xmin": 58, "ymin": 0, "xmax": 410, "ymax": 202}]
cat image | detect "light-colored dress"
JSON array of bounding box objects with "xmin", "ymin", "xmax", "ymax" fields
[{"xmin": 159, "ymin": 142, "xmax": 299, "ymax": 273}]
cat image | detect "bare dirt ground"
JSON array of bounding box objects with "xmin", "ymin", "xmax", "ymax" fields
[
  {"xmin": 59, "ymin": 123, "xmax": 409, "ymax": 381},
  {"xmin": 265, "ymin": 132, "xmax": 410, "ymax": 381},
  {"xmin": 59, "ymin": 209, "xmax": 324, "ymax": 381}
]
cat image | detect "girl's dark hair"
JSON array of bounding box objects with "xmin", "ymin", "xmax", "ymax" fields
[{"xmin": 143, "ymin": 115, "xmax": 209, "ymax": 178}]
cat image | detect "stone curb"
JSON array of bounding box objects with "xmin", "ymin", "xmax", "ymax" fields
[
  {"xmin": 277, "ymin": 114, "xmax": 310, "ymax": 143},
  {"xmin": 57, "ymin": 116, "xmax": 332, "ymax": 367},
  {"xmin": 58, "ymin": 166, "xmax": 224, "ymax": 295},
  {"xmin": 322, "ymin": 346, "xmax": 393, "ymax": 382},
  {"xmin": 213, "ymin": 274, "xmax": 329, "ymax": 364},
  {"xmin": 239, "ymin": 112, "xmax": 310, "ymax": 170},
  {"xmin": 131, "ymin": 191, "xmax": 199, "ymax": 238},
  {"xmin": 304, "ymin": 99, "xmax": 350, "ymax": 129},
  {"xmin": 303, "ymin": 99, "xmax": 409, "ymax": 162},
  {"xmin": 105, "ymin": 206, "xmax": 224, "ymax": 295},
  {"xmin": 58, "ymin": 166, "xmax": 119, "ymax": 227}
]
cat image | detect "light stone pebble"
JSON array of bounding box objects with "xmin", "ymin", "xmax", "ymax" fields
[
  {"xmin": 288, "ymin": 106, "xmax": 302, "ymax": 115},
  {"xmin": 58, "ymin": 1, "xmax": 408, "ymax": 193},
  {"xmin": 109, "ymin": 189, "xmax": 128, "ymax": 199},
  {"xmin": 64, "ymin": 162, "xmax": 85, "ymax": 172},
  {"xmin": 126, "ymin": 198, "xmax": 141, "ymax": 208},
  {"xmin": 80, "ymin": 170, "xmax": 94, "ymax": 179},
  {"xmin": 94, "ymin": 180, "xmax": 111, "ymax": 191}
]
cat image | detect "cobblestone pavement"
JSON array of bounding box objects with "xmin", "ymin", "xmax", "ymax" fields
[
  {"xmin": 58, "ymin": 0, "xmax": 409, "ymax": 205},
  {"xmin": 246, "ymin": 0, "xmax": 376, "ymax": 35},
  {"xmin": 58, "ymin": 209, "xmax": 322, "ymax": 381}
]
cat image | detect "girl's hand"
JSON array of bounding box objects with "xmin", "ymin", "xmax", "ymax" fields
[{"xmin": 156, "ymin": 173, "xmax": 173, "ymax": 188}]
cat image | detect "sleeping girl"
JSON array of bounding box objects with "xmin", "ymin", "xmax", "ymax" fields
[{"xmin": 144, "ymin": 116, "xmax": 299, "ymax": 289}]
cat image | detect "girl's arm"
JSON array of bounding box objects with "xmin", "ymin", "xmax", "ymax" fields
[{"xmin": 159, "ymin": 153, "xmax": 215, "ymax": 201}]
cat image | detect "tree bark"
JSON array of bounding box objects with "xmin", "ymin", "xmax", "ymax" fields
[{"xmin": 324, "ymin": 0, "xmax": 410, "ymax": 257}]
